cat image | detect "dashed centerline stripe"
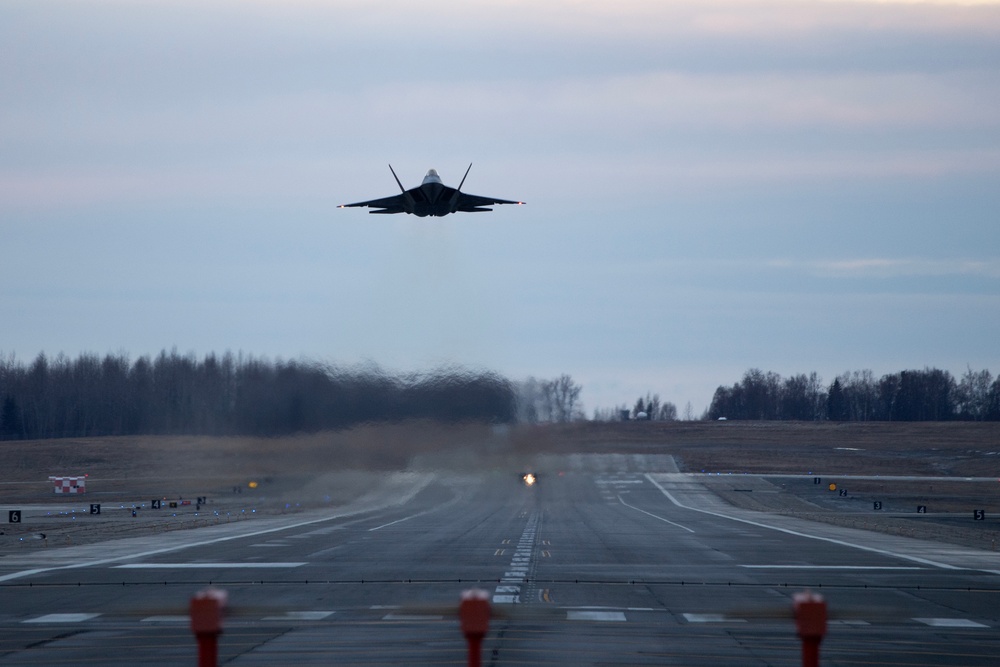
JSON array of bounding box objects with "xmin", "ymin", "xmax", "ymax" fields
[{"xmin": 494, "ymin": 512, "xmax": 539, "ymax": 604}]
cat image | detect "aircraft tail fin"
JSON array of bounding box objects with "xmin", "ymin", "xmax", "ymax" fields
[
  {"xmin": 456, "ymin": 163, "xmax": 472, "ymax": 192},
  {"xmin": 448, "ymin": 163, "xmax": 473, "ymax": 211},
  {"xmin": 388, "ymin": 164, "xmax": 406, "ymax": 193}
]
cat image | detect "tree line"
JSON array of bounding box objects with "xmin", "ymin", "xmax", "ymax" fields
[
  {"xmin": 592, "ymin": 393, "xmax": 680, "ymax": 422},
  {"xmin": 0, "ymin": 350, "xmax": 517, "ymax": 440},
  {"xmin": 707, "ymin": 367, "xmax": 1000, "ymax": 421}
]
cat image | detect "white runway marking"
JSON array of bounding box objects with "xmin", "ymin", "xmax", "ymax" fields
[
  {"xmin": 114, "ymin": 562, "xmax": 306, "ymax": 569},
  {"xmin": 141, "ymin": 616, "xmax": 189, "ymax": 623},
  {"xmin": 682, "ymin": 613, "xmax": 746, "ymax": 623},
  {"xmin": 368, "ymin": 506, "xmax": 441, "ymax": 532},
  {"xmin": 263, "ymin": 611, "xmax": 334, "ymax": 621},
  {"xmin": 368, "ymin": 515, "xmax": 419, "ymax": 531},
  {"xmin": 617, "ymin": 495, "xmax": 695, "ymax": 533},
  {"xmin": 740, "ymin": 565, "xmax": 923, "ymax": 570},
  {"xmin": 0, "ymin": 481, "xmax": 441, "ymax": 584},
  {"xmin": 494, "ymin": 512, "xmax": 538, "ymax": 604},
  {"xmin": 24, "ymin": 614, "xmax": 100, "ymax": 623},
  {"xmin": 915, "ymin": 618, "xmax": 989, "ymax": 628},
  {"xmin": 646, "ymin": 474, "xmax": 963, "ymax": 571},
  {"xmin": 567, "ymin": 611, "xmax": 626, "ymax": 622}
]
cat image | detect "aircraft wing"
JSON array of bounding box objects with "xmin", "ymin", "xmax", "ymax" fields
[
  {"xmin": 338, "ymin": 194, "xmax": 408, "ymax": 214},
  {"xmin": 452, "ymin": 191, "xmax": 524, "ymax": 212}
]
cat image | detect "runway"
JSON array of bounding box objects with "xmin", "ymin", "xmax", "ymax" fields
[{"xmin": 2, "ymin": 455, "xmax": 999, "ymax": 665}]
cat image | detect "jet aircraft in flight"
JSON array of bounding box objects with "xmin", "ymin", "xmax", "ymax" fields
[{"xmin": 339, "ymin": 164, "xmax": 524, "ymax": 217}]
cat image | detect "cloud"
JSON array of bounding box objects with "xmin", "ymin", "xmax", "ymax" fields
[{"xmin": 768, "ymin": 257, "xmax": 1000, "ymax": 279}]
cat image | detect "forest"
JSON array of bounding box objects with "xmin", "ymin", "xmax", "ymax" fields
[
  {"xmin": 4, "ymin": 351, "xmax": 999, "ymax": 442},
  {"xmin": 705, "ymin": 367, "xmax": 1000, "ymax": 422},
  {"xmin": 0, "ymin": 350, "xmax": 517, "ymax": 440}
]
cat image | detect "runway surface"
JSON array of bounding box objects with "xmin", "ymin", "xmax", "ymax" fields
[{"xmin": 2, "ymin": 454, "xmax": 1000, "ymax": 665}]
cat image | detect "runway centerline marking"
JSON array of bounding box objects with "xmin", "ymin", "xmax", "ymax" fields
[
  {"xmin": 646, "ymin": 474, "xmax": 963, "ymax": 571},
  {"xmin": 494, "ymin": 512, "xmax": 538, "ymax": 604}
]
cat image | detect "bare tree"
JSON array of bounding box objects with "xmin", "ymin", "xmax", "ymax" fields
[
  {"xmin": 957, "ymin": 366, "xmax": 993, "ymax": 421},
  {"xmin": 549, "ymin": 374, "xmax": 583, "ymax": 422},
  {"xmin": 658, "ymin": 402, "xmax": 678, "ymax": 421}
]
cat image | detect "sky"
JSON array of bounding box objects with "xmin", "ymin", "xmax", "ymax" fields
[{"xmin": 3, "ymin": 0, "xmax": 999, "ymax": 416}]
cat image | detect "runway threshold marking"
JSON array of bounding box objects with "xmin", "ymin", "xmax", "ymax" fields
[
  {"xmin": 682, "ymin": 613, "xmax": 746, "ymax": 623},
  {"xmin": 617, "ymin": 495, "xmax": 695, "ymax": 533},
  {"xmin": 567, "ymin": 611, "xmax": 626, "ymax": 622},
  {"xmin": 23, "ymin": 614, "xmax": 100, "ymax": 623},
  {"xmin": 915, "ymin": 618, "xmax": 989, "ymax": 628},
  {"xmin": 645, "ymin": 474, "xmax": 964, "ymax": 571}
]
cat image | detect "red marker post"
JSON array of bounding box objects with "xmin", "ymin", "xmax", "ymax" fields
[
  {"xmin": 793, "ymin": 591, "xmax": 827, "ymax": 667},
  {"xmin": 459, "ymin": 589, "xmax": 491, "ymax": 667},
  {"xmin": 190, "ymin": 588, "xmax": 228, "ymax": 667}
]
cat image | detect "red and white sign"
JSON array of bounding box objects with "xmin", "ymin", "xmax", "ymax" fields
[{"xmin": 49, "ymin": 476, "xmax": 87, "ymax": 494}]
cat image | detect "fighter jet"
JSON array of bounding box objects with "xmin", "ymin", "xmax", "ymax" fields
[{"xmin": 339, "ymin": 164, "xmax": 524, "ymax": 217}]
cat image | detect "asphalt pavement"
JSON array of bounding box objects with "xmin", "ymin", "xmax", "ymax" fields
[{"xmin": 2, "ymin": 455, "xmax": 1000, "ymax": 665}]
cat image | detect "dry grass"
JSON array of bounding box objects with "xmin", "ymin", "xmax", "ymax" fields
[
  {"xmin": 2, "ymin": 420, "xmax": 999, "ymax": 553},
  {"xmin": 510, "ymin": 420, "xmax": 1000, "ymax": 476}
]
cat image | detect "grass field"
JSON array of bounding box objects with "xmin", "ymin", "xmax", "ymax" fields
[{"xmin": 2, "ymin": 420, "xmax": 998, "ymax": 554}]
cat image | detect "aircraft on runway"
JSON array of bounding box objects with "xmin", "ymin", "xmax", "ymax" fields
[{"xmin": 339, "ymin": 164, "xmax": 524, "ymax": 217}]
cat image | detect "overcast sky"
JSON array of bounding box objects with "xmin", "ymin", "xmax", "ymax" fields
[{"xmin": 3, "ymin": 0, "xmax": 999, "ymax": 415}]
